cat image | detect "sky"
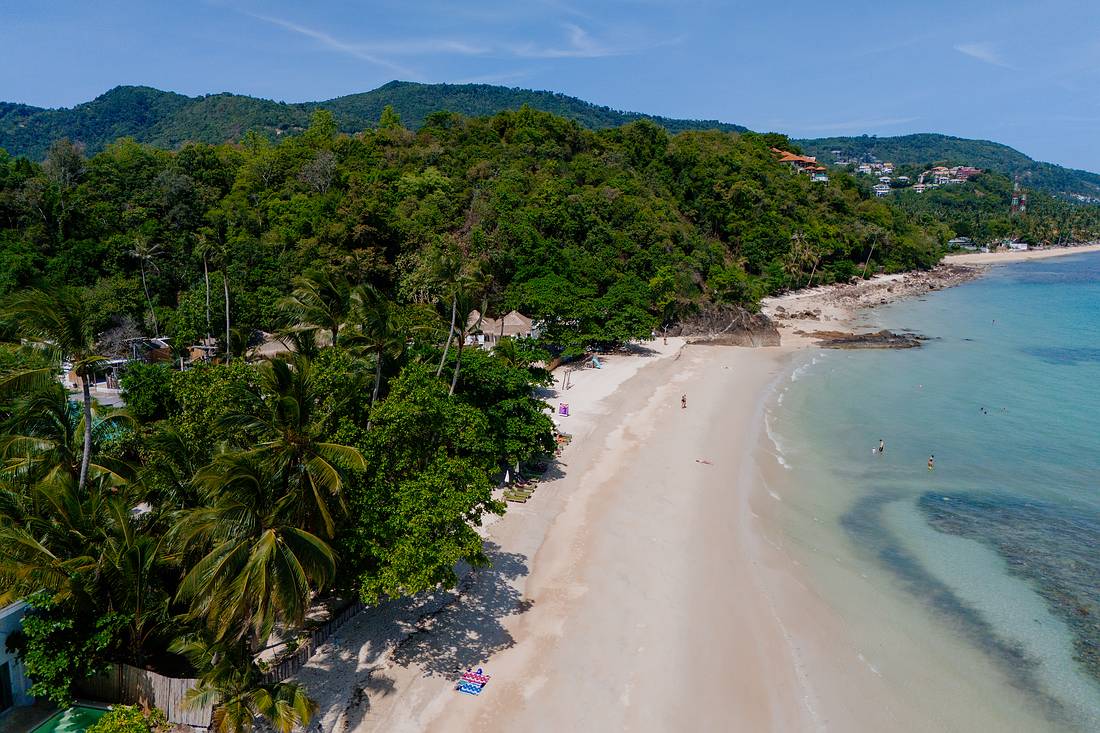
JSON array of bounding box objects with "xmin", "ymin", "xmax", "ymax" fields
[{"xmin": 4, "ymin": 0, "xmax": 1100, "ymax": 170}]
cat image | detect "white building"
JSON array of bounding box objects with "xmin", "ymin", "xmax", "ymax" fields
[
  {"xmin": 872, "ymin": 183, "xmax": 891, "ymax": 196},
  {"xmin": 0, "ymin": 602, "xmax": 33, "ymax": 716}
]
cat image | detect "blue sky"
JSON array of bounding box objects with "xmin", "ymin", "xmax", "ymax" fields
[{"xmin": 5, "ymin": 0, "xmax": 1100, "ymax": 171}]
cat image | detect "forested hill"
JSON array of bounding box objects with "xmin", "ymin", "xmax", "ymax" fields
[
  {"xmin": 798, "ymin": 133, "xmax": 1100, "ymax": 201},
  {"xmin": 0, "ymin": 81, "xmax": 746, "ymax": 161},
  {"xmin": 7, "ymin": 85, "xmax": 1097, "ymax": 201}
]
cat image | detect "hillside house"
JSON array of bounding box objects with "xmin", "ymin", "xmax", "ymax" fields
[
  {"xmin": 771, "ymin": 148, "xmax": 819, "ymax": 172},
  {"xmin": 872, "ymin": 183, "xmax": 891, "ymax": 196}
]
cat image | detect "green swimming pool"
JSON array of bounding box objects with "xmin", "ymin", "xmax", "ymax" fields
[{"xmin": 30, "ymin": 706, "xmax": 108, "ymax": 733}]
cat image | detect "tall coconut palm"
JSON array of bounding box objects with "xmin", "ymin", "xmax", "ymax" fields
[
  {"xmin": 1, "ymin": 287, "xmax": 110, "ymax": 492},
  {"xmin": 174, "ymin": 455, "xmax": 337, "ymax": 646},
  {"xmin": 279, "ymin": 272, "xmax": 351, "ymax": 347},
  {"xmin": 448, "ymin": 289, "xmax": 487, "ymax": 397},
  {"xmin": 197, "ymin": 229, "xmax": 232, "ymax": 361},
  {"xmin": 195, "ymin": 235, "xmax": 213, "ymax": 339},
  {"xmin": 128, "ymin": 235, "xmax": 163, "ymax": 336},
  {"xmin": 0, "ymin": 382, "xmax": 131, "ymax": 487},
  {"xmin": 346, "ymin": 285, "xmax": 406, "ymax": 427},
  {"xmin": 220, "ymin": 356, "xmax": 366, "ymax": 536},
  {"xmin": 433, "ymin": 251, "xmax": 464, "ymax": 379}
]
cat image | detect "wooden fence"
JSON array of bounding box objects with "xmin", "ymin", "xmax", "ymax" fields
[
  {"xmin": 75, "ymin": 602, "xmax": 364, "ymax": 729},
  {"xmin": 263, "ymin": 601, "xmax": 364, "ymax": 682},
  {"xmin": 77, "ymin": 663, "xmax": 212, "ymax": 729}
]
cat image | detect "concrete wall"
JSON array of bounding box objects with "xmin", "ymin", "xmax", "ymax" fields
[{"xmin": 0, "ymin": 601, "xmax": 34, "ymax": 710}]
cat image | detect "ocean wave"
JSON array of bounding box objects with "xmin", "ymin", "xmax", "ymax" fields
[
  {"xmin": 789, "ymin": 353, "xmax": 825, "ymax": 383},
  {"xmin": 763, "ymin": 413, "xmax": 792, "ymax": 470}
]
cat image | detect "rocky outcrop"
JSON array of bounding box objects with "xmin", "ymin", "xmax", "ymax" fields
[
  {"xmin": 810, "ymin": 329, "xmax": 924, "ymax": 349},
  {"xmin": 667, "ymin": 304, "xmax": 781, "ymax": 347}
]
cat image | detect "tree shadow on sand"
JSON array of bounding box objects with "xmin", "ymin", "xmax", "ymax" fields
[
  {"xmin": 293, "ymin": 542, "xmax": 532, "ymax": 731},
  {"xmin": 390, "ymin": 542, "xmax": 533, "ymax": 677}
]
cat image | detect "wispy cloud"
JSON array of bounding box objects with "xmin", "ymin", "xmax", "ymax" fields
[
  {"xmin": 511, "ymin": 23, "xmax": 679, "ymax": 58},
  {"xmin": 954, "ymin": 42, "xmax": 1015, "ymax": 69},
  {"xmin": 797, "ymin": 116, "xmax": 919, "ymax": 132},
  {"xmin": 248, "ymin": 12, "xmax": 676, "ymax": 74},
  {"xmin": 249, "ymin": 13, "xmax": 418, "ymax": 77}
]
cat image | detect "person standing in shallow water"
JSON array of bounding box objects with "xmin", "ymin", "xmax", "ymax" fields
[
  {"xmin": 928, "ymin": 455, "xmax": 935, "ymax": 471},
  {"xmin": 878, "ymin": 439, "xmax": 885, "ymax": 455}
]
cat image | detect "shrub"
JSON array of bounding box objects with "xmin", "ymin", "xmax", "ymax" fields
[{"xmin": 87, "ymin": 705, "xmax": 168, "ymax": 733}]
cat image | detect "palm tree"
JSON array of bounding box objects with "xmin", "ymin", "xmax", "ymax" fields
[
  {"xmin": 448, "ymin": 289, "xmax": 486, "ymax": 397},
  {"xmin": 176, "ymin": 633, "xmax": 317, "ymax": 733},
  {"xmin": 220, "ymin": 356, "xmax": 366, "ymax": 536},
  {"xmin": 346, "ymin": 285, "xmax": 406, "ymax": 427},
  {"xmin": 173, "ymin": 455, "xmax": 337, "ymax": 646},
  {"xmin": 0, "ymin": 474, "xmax": 116, "ymax": 606},
  {"xmin": 0, "ymin": 382, "xmax": 131, "ymax": 487},
  {"xmin": 279, "ymin": 272, "xmax": 351, "ymax": 347},
  {"xmin": 128, "ymin": 235, "xmax": 162, "ymax": 336},
  {"xmin": 198, "ymin": 229, "xmax": 232, "ymax": 361},
  {"xmin": 98, "ymin": 501, "xmax": 168, "ymax": 666},
  {"xmin": 432, "ymin": 251, "xmax": 464, "ymax": 379},
  {"xmin": 1, "ymin": 287, "xmax": 110, "ymax": 492},
  {"xmin": 194, "ymin": 235, "xmax": 214, "ymax": 339}
]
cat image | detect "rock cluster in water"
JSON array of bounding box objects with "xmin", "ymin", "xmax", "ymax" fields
[{"xmin": 809, "ymin": 329, "xmax": 925, "ymax": 349}]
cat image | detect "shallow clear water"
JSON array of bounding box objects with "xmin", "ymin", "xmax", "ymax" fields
[{"xmin": 769, "ymin": 253, "xmax": 1100, "ymax": 730}]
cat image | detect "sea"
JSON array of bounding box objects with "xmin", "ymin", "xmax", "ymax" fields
[{"xmin": 766, "ymin": 253, "xmax": 1100, "ymax": 731}]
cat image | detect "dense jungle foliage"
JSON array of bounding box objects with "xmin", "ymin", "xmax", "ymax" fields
[
  {"xmin": 888, "ymin": 170, "xmax": 1100, "ymax": 244},
  {"xmin": 0, "ymin": 105, "xmax": 944, "ymax": 352}
]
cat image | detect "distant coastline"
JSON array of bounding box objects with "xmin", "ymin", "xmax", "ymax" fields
[{"xmin": 945, "ymin": 241, "xmax": 1100, "ymax": 264}]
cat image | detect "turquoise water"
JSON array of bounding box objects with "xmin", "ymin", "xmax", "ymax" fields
[
  {"xmin": 30, "ymin": 707, "xmax": 107, "ymax": 733},
  {"xmin": 770, "ymin": 253, "xmax": 1100, "ymax": 730}
]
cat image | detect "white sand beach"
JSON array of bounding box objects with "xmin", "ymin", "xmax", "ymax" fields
[
  {"xmin": 291, "ymin": 256, "xmax": 1067, "ymax": 733},
  {"xmin": 297, "ymin": 322, "xmax": 973, "ymax": 732},
  {"xmin": 945, "ymin": 242, "xmax": 1100, "ymax": 264}
]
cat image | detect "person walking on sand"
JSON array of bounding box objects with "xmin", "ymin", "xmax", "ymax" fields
[
  {"xmin": 928, "ymin": 455, "xmax": 935, "ymax": 471},
  {"xmin": 681, "ymin": 394, "xmax": 687, "ymax": 409}
]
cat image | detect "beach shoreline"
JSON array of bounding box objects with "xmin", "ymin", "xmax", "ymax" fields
[
  {"xmin": 293, "ymin": 250, "xmax": 1089, "ymax": 732},
  {"xmin": 944, "ymin": 241, "xmax": 1100, "ymax": 265}
]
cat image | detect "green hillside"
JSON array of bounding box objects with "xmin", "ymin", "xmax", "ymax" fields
[
  {"xmin": 6, "ymin": 84, "xmax": 1098, "ymax": 201},
  {"xmin": 798, "ymin": 133, "xmax": 1100, "ymax": 201},
  {"xmin": 0, "ymin": 81, "xmax": 745, "ymax": 161}
]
